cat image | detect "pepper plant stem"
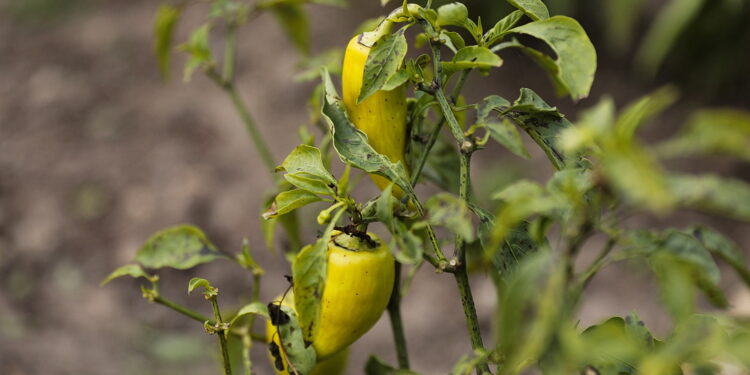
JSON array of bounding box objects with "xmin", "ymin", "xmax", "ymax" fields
[
  {"xmin": 226, "ymin": 84, "xmax": 278, "ymax": 177},
  {"xmin": 427, "ymin": 39, "xmax": 490, "ymax": 373},
  {"xmin": 387, "ymin": 262, "xmax": 410, "ymax": 369},
  {"xmin": 209, "ymin": 296, "xmax": 233, "ymax": 375},
  {"xmin": 153, "ymin": 295, "xmax": 266, "ymax": 342},
  {"xmin": 410, "ymin": 69, "xmax": 470, "ymax": 187}
]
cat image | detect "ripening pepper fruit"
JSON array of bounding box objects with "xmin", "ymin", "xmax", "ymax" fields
[
  {"xmin": 342, "ymin": 33, "xmax": 409, "ymax": 196},
  {"xmin": 305, "ymin": 230, "xmax": 395, "ymax": 360},
  {"xmin": 266, "ymin": 293, "xmax": 349, "ymax": 375}
]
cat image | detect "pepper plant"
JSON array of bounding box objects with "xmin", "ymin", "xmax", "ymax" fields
[{"xmin": 104, "ymin": 0, "xmax": 750, "ymax": 374}]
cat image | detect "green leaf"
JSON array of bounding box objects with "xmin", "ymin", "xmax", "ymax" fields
[
  {"xmin": 392, "ymin": 220, "xmax": 424, "ymax": 265},
  {"xmin": 292, "ymin": 208, "xmax": 345, "ymax": 344},
  {"xmin": 636, "ymin": 0, "xmax": 705, "ymax": 75},
  {"xmin": 436, "ymin": 2, "xmax": 468, "ymax": 28},
  {"xmin": 154, "ymin": 4, "xmax": 181, "ymax": 79},
  {"xmin": 320, "ymin": 69, "xmax": 418, "ymax": 206},
  {"xmin": 358, "ymin": 30, "xmax": 408, "ymax": 103},
  {"xmin": 422, "ymin": 136, "xmax": 461, "ymax": 193},
  {"xmin": 229, "ymin": 301, "xmax": 269, "ymax": 331},
  {"xmin": 272, "ymin": 303, "xmax": 317, "ymax": 374},
  {"xmin": 483, "ymin": 10, "xmax": 524, "ymax": 46},
  {"xmin": 179, "ymin": 24, "xmax": 213, "ymax": 82},
  {"xmin": 486, "ymin": 118, "xmax": 531, "ymax": 159},
  {"xmin": 491, "ymin": 222, "xmax": 539, "ymax": 279},
  {"xmin": 425, "ymin": 193, "xmax": 474, "ymax": 242},
  {"xmin": 614, "ymin": 86, "xmax": 678, "ymax": 143},
  {"xmin": 601, "ymin": 141, "xmax": 673, "ymax": 213},
  {"xmin": 135, "ymin": 225, "xmax": 224, "ymax": 270},
  {"xmin": 476, "ymin": 95, "xmax": 511, "ymax": 123},
  {"xmin": 559, "ymin": 96, "xmax": 616, "ymax": 154},
  {"xmin": 381, "ymin": 68, "xmax": 410, "ymax": 91},
  {"xmin": 691, "ymin": 226, "xmax": 750, "ymax": 288},
  {"xmin": 440, "ymin": 30, "xmax": 466, "ymax": 53},
  {"xmin": 100, "ymin": 264, "xmax": 155, "ymax": 286},
  {"xmin": 283, "ymin": 172, "xmax": 335, "ymax": 196},
  {"xmin": 490, "ymin": 180, "xmax": 561, "ymax": 247},
  {"xmin": 187, "ymin": 277, "xmax": 213, "ymax": 294},
  {"xmin": 376, "ymin": 183, "xmax": 397, "ymax": 225},
  {"xmin": 269, "ymin": 1, "xmax": 309, "ymax": 55},
  {"xmin": 277, "ymin": 144, "xmax": 337, "ymax": 194},
  {"xmin": 667, "ymin": 173, "xmax": 750, "ymax": 221},
  {"xmin": 510, "ymin": 16, "xmax": 597, "ymax": 101},
  {"xmin": 578, "ymin": 314, "xmax": 657, "ymax": 375},
  {"xmin": 504, "ymin": 88, "xmax": 576, "ymax": 170},
  {"xmin": 377, "ymin": 185, "xmax": 422, "ymax": 265},
  {"xmin": 263, "ymin": 189, "xmax": 323, "ymax": 220},
  {"xmin": 442, "ymin": 46, "xmax": 503, "ymax": 74},
  {"xmin": 505, "ymin": 0, "xmax": 549, "ymax": 21},
  {"xmin": 496, "ymin": 251, "xmax": 566, "ymax": 374},
  {"xmin": 649, "ymin": 231, "xmax": 728, "ymax": 310},
  {"xmin": 657, "ymin": 109, "xmax": 750, "ymax": 162}
]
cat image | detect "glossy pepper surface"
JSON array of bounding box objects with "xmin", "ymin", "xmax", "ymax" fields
[
  {"xmin": 342, "ymin": 34, "xmax": 409, "ymax": 195},
  {"xmin": 308, "ymin": 230, "xmax": 395, "ymax": 360}
]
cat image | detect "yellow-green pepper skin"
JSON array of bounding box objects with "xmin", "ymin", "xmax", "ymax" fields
[
  {"xmin": 310, "ymin": 230, "xmax": 395, "ymax": 360},
  {"xmin": 342, "ymin": 34, "xmax": 409, "ymax": 196}
]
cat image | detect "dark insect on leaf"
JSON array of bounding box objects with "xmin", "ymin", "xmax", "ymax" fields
[
  {"xmin": 268, "ymin": 303, "xmax": 290, "ymax": 326},
  {"xmin": 269, "ymin": 341, "xmax": 285, "ymax": 371},
  {"xmin": 284, "ymin": 275, "xmax": 293, "ymax": 284}
]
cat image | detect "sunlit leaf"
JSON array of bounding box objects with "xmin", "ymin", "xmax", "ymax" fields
[
  {"xmin": 483, "ymin": 10, "xmax": 524, "ymax": 46},
  {"xmin": 510, "ymin": 16, "xmax": 596, "ymax": 101},
  {"xmin": 504, "ymin": 88, "xmax": 577, "ymax": 170},
  {"xmin": 496, "ymin": 252, "xmax": 566, "ymax": 375},
  {"xmin": 187, "ymin": 277, "xmax": 213, "ymax": 294},
  {"xmin": 505, "ymin": 0, "xmax": 549, "ymax": 21},
  {"xmin": 179, "ymin": 24, "xmax": 213, "ymax": 82},
  {"xmin": 135, "ymin": 225, "xmax": 224, "ymax": 270},
  {"xmin": 263, "ymin": 189, "xmax": 324, "ymax": 219},
  {"xmin": 614, "ymin": 86, "xmax": 677, "ymax": 143},
  {"xmin": 436, "ymin": 2, "xmax": 468, "ymax": 28},
  {"xmin": 359, "ymin": 30, "xmax": 408, "ymax": 103},
  {"xmin": 100, "ymin": 264, "xmax": 155, "ymax": 286},
  {"xmin": 668, "ymin": 173, "xmax": 750, "ymax": 221},
  {"xmin": 229, "ymin": 301, "xmax": 269, "ymax": 331},
  {"xmin": 425, "ymin": 193, "xmax": 474, "ymax": 242},
  {"xmin": 657, "ymin": 109, "xmax": 750, "ymax": 162},
  {"xmin": 485, "ymin": 118, "xmax": 530, "ymax": 159},
  {"xmin": 442, "ymin": 46, "xmax": 503, "ymax": 74},
  {"xmin": 320, "ymin": 69, "xmax": 418, "ymax": 205}
]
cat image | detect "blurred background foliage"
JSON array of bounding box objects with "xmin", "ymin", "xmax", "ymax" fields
[{"xmin": 1, "ymin": 0, "xmax": 749, "ymax": 374}]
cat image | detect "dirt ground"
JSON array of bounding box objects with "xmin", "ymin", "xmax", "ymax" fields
[{"xmin": 1, "ymin": 1, "xmax": 749, "ymax": 375}]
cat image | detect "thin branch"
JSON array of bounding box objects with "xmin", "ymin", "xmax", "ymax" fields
[
  {"xmin": 387, "ymin": 262, "xmax": 410, "ymax": 369},
  {"xmin": 209, "ymin": 296, "xmax": 232, "ymax": 375},
  {"xmin": 206, "ymin": 69, "xmax": 278, "ymax": 178},
  {"xmin": 153, "ymin": 295, "xmax": 266, "ymax": 342}
]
